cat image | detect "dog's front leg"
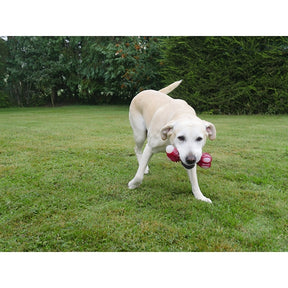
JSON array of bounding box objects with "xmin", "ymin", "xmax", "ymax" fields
[
  {"xmin": 187, "ymin": 166, "xmax": 212, "ymax": 203},
  {"xmin": 128, "ymin": 144, "xmax": 153, "ymax": 189}
]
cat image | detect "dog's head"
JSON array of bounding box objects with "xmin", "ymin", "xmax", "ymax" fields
[{"xmin": 161, "ymin": 119, "xmax": 216, "ymax": 169}]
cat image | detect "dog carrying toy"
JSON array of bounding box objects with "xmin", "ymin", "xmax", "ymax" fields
[
  {"xmin": 166, "ymin": 145, "xmax": 212, "ymax": 169},
  {"xmin": 166, "ymin": 145, "xmax": 180, "ymax": 162},
  {"xmin": 197, "ymin": 152, "xmax": 212, "ymax": 169}
]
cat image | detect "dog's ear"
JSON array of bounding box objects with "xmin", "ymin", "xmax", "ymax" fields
[
  {"xmin": 203, "ymin": 120, "xmax": 216, "ymax": 140},
  {"xmin": 160, "ymin": 121, "xmax": 175, "ymax": 140}
]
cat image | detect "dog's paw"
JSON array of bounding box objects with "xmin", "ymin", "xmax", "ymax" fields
[
  {"xmin": 128, "ymin": 179, "xmax": 140, "ymax": 189},
  {"xmin": 144, "ymin": 166, "xmax": 149, "ymax": 175},
  {"xmin": 197, "ymin": 196, "xmax": 212, "ymax": 204}
]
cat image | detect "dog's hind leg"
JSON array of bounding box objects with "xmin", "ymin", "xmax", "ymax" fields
[
  {"xmin": 129, "ymin": 111, "xmax": 149, "ymax": 174},
  {"xmin": 128, "ymin": 144, "xmax": 153, "ymax": 189},
  {"xmin": 135, "ymin": 142, "xmax": 150, "ymax": 175}
]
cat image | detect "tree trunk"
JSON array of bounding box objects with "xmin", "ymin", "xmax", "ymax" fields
[{"xmin": 50, "ymin": 89, "xmax": 56, "ymax": 107}]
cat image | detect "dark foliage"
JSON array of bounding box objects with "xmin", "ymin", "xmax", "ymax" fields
[
  {"xmin": 1, "ymin": 36, "xmax": 288, "ymax": 113},
  {"xmin": 1, "ymin": 36, "xmax": 162, "ymax": 107},
  {"xmin": 159, "ymin": 36, "xmax": 288, "ymax": 114}
]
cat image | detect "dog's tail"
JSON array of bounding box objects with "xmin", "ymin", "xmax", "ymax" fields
[{"xmin": 158, "ymin": 80, "xmax": 182, "ymax": 95}]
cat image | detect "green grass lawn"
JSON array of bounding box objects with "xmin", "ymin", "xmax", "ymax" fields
[{"xmin": 0, "ymin": 106, "xmax": 287, "ymax": 251}]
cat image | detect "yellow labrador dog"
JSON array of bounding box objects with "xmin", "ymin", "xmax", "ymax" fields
[{"xmin": 128, "ymin": 80, "xmax": 216, "ymax": 203}]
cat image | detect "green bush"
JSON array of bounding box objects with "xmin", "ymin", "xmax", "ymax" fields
[
  {"xmin": 2, "ymin": 36, "xmax": 288, "ymax": 113},
  {"xmin": 3, "ymin": 36, "xmax": 162, "ymax": 106},
  {"xmin": 160, "ymin": 37, "xmax": 288, "ymax": 114}
]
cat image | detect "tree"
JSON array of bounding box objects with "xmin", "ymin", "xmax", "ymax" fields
[
  {"xmin": 4, "ymin": 36, "xmax": 163, "ymax": 106},
  {"xmin": 76, "ymin": 36, "xmax": 162, "ymax": 104},
  {"xmin": 6, "ymin": 37, "xmax": 73, "ymax": 106}
]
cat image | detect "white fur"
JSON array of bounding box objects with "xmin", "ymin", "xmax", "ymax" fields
[{"xmin": 128, "ymin": 81, "xmax": 216, "ymax": 203}]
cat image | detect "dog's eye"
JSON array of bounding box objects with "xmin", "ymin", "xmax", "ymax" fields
[
  {"xmin": 196, "ymin": 137, "xmax": 203, "ymax": 142},
  {"xmin": 177, "ymin": 136, "xmax": 185, "ymax": 142}
]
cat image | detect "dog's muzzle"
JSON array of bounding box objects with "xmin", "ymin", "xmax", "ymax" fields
[
  {"xmin": 181, "ymin": 161, "xmax": 195, "ymax": 170},
  {"xmin": 181, "ymin": 154, "xmax": 196, "ymax": 169}
]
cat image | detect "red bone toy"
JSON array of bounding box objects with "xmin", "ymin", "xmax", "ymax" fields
[{"xmin": 166, "ymin": 145, "xmax": 212, "ymax": 169}]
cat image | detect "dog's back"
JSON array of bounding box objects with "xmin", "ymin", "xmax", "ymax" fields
[
  {"xmin": 129, "ymin": 80, "xmax": 183, "ymax": 129},
  {"xmin": 130, "ymin": 90, "xmax": 172, "ymax": 125}
]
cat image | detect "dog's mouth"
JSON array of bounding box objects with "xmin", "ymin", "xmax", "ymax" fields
[{"xmin": 181, "ymin": 161, "xmax": 195, "ymax": 170}]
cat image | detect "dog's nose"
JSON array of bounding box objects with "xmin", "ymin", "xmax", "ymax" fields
[{"xmin": 185, "ymin": 154, "xmax": 196, "ymax": 165}]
